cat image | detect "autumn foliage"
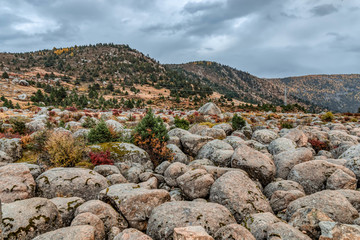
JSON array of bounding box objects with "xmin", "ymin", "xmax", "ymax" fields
[{"xmin": 89, "ymin": 151, "xmax": 114, "ymax": 166}]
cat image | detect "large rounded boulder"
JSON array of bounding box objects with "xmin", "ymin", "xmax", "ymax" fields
[
  {"xmin": 147, "ymin": 201, "xmax": 236, "ymax": 240},
  {"xmin": 209, "ymin": 170, "xmax": 272, "ymax": 222},
  {"xmin": 231, "ymin": 144, "xmax": 276, "ymax": 185},
  {"xmin": 36, "ymin": 168, "xmax": 109, "ymax": 201}
]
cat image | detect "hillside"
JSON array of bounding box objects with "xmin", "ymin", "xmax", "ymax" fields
[
  {"xmin": 0, "ymin": 44, "xmax": 358, "ymax": 112},
  {"xmin": 167, "ymin": 61, "xmax": 320, "ymax": 112},
  {"xmin": 273, "ymin": 74, "xmax": 360, "ymax": 113},
  {"xmin": 169, "ymin": 61, "xmax": 360, "ymax": 113}
]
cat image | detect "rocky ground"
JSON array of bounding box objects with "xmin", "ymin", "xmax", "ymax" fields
[{"xmin": 1, "ymin": 102, "xmax": 360, "ymax": 239}]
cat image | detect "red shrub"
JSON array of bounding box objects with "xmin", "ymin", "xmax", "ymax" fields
[
  {"xmin": 308, "ymin": 139, "xmax": 330, "ymax": 153},
  {"xmin": 65, "ymin": 106, "xmax": 77, "ymax": 112},
  {"xmin": 89, "ymin": 151, "xmax": 114, "ymax": 166}
]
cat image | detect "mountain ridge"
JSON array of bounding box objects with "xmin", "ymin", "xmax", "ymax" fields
[{"xmin": 0, "ymin": 43, "xmax": 359, "ymax": 112}]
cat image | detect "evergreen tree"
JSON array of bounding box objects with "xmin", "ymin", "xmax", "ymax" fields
[
  {"xmin": 1, "ymin": 71, "xmax": 9, "ymax": 79},
  {"xmin": 88, "ymin": 120, "xmax": 112, "ymax": 144}
]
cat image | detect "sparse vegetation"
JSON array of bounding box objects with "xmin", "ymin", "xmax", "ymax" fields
[
  {"xmin": 232, "ymin": 114, "xmax": 246, "ymax": 130},
  {"xmin": 45, "ymin": 131, "xmax": 87, "ymax": 167}
]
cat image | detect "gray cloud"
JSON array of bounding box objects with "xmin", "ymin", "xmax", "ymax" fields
[
  {"xmin": 311, "ymin": 4, "xmax": 338, "ymax": 16},
  {"xmin": 0, "ymin": 0, "xmax": 359, "ymax": 77}
]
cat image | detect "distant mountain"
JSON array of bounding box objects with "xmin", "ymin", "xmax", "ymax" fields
[
  {"xmin": 168, "ymin": 61, "xmax": 360, "ymax": 112},
  {"xmin": 0, "ymin": 44, "xmax": 358, "ymax": 112},
  {"xmin": 273, "ymin": 74, "xmax": 360, "ymax": 113}
]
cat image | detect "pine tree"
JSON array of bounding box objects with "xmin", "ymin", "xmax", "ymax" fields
[{"xmin": 88, "ymin": 120, "xmax": 112, "ymax": 144}]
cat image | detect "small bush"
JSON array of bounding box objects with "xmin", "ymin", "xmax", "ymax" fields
[
  {"xmin": 10, "ymin": 118, "xmax": 27, "ymax": 135},
  {"xmin": 88, "ymin": 120, "xmax": 112, "ymax": 144},
  {"xmin": 89, "ymin": 150, "xmax": 114, "ymax": 166},
  {"xmin": 187, "ymin": 112, "xmax": 206, "ymax": 124},
  {"xmin": 280, "ymin": 121, "xmax": 293, "ymax": 129},
  {"xmin": 134, "ymin": 133, "xmax": 173, "ymax": 167},
  {"xmin": 321, "ymin": 112, "xmax": 334, "ymax": 122},
  {"xmin": 82, "ymin": 117, "xmax": 96, "ymax": 128},
  {"xmin": 174, "ymin": 117, "xmax": 190, "ymax": 130},
  {"xmin": 134, "ymin": 108, "xmax": 169, "ymax": 143},
  {"xmin": 45, "ymin": 131, "xmax": 86, "ymax": 167},
  {"xmin": 134, "ymin": 109, "xmax": 172, "ymax": 166},
  {"xmin": 199, "ymin": 122, "xmax": 215, "ymax": 128},
  {"xmin": 232, "ymin": 114, "xmax": 246, "ymax": 130},
  {"xmin": 308, "ymin": 138, "xmax": 330, "ymax": 153}
]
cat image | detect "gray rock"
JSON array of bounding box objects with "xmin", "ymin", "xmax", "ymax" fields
[
  {"xmin": 0, "ymin": 164, "xmax": 35, "ymax": 203},
  {"xmin": 196, "ymin": 128, "xmax": 227, "ymax": 139},
  {"xmin": 32, "ymin": 225, "xmax": 96, "ymax": 240},
  {"xmin": 181, "ymin": 133, "xmax": 213, "ymax": 156},
  {"xmin": 209, "ymin": 171, "xmax": 272, "ymax": 222},
  {"xmin": 214, "ymin": 224, "xmax": 255, "ymax": 240},
  {"xmin": 107, "ymin": 173, "xmax": 128, "ymax": 185},
  {"xmin": 268, "ymin": 137, "xmax": 296, "ymax": 155},
  {"xmin": 168, "ymin": 128, "xmax": 191, "ymax": 139},
  {"xmin": 273, "ymin": 148, "xmax": 313, "ymax": 179},
  {"xmin": 283, "ymin": 128, "xmax": 308, "ymax": 147},
  {"xmin": 231, "ymin": 144, "xmax": 275, "ymax": 185},
  {"xmin": 167, "ymin": 144, "xmax": 188, "ymax": 164},
  {"xmin": 36, "ymin": 167, "xmax": 109, "ymax": 201},
  {"xmin": 75, "ymin": 199, "xmax": 128, "ymax": 233},
  {"xmin": 213, "ymin": 123, "xmax": 233, "ymax": 135},
  {"xmin": 289, "ymin": 207, "xmax": 334, "ymax": 239},
  {"xmin": 147, "ymin": 201, "xmax": 236, "ymax": 240},
  {"xmin": 242, "ymin": 212, "xmax": 281, "ymax": 240},
  {"xmin": 224, "ymin": 136, "xmax": 246, "ymax": 149},
  {"xmin": 176, "ymin": 169, "xmax": 214, "ymax": 200},
  {"xmin": 164, "ymin": 162, "xmax": 188, "ymax": 187},
  {"xmin": 270, "ymin": 190, "xmax": 305, "ymax": 212},
  {"xmin": 198, "ymin": 102, "xmax": 222, "ymax": 115},
  {"xmin": 174, "ymin": 226, "xmax": 213, "ymax": 240},
  {"xmin": 73, "ymin": 129, "xmax": 90, "ymax": 139},
  {"xmin": 319, "ymin": 221, "xmax": 360, "ymax": 239},
  {"xmin": 267, "ymin": 222, "xmax": 311, "ymax": 240},
  {"xmin": 2, "ymin": 197, "xmax": 62, "ymax": 240},
  {"xmin": 25, "ymin": 119, "xmax": 46, "ymax": 132},
  {"xmin": 71, "ymin": 212, "xmax": 105, "ymax": 240},
  {"xmin": 188, "ymin": 158, "xmax": 215, "ymax": 167},
  {"xmin": 197, "ymin": 139, "xmax": 234, "ymax": 167},
  {"xmin": 50, "ymin": 197, "xmax": 85, "ymax": 226},
  {"xmin": 114, "ymin": 228, "xmax": 152, "ymax": 240},
  {"xmin": 154, "ymin": 161, "xmax": 171, "ymax": 174},
  {"xmin": 99, "ymin": 183, "xmax": 170, "ymax": 230},
  {"xmin": 286, "ymin": 190, "xmax": 359, "ymax": 224},
  {"xmin": 0, "ymin": 150, "xmax": 12, "ymax": 163},
  {"xmin": 288, "ymin": 160, "xmax": 356, "ymax": 194},
  {"xmin": 252, "ymin": 129, "xmax": 278, "ymax": 144},
  {"xmin": 336, "ymin": 189, "xmax": 360, "ymax": 212},
  {"xmin": 0, "ymin": 138, "xmax": 22, "ymax": 161},
  {"xmin": 264, "ymin": 180, "xmax": 305, "ymax": 199},
  {"xmin": 94, "ymin": 164, "xmax": 120, "ymax": 177}
]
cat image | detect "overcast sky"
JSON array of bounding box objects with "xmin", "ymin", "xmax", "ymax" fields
[{"xmin": 1, "ymin": 0, "xmax": 359, "ymax": 78}]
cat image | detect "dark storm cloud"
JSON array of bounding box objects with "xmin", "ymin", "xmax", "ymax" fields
[
  {"xmin": 311, "ymin": 4, "xmax": 338, "ymax": 17},
  {"xmin": 0, "ymin": 0, "xmax": 360, "ymax": 77}
]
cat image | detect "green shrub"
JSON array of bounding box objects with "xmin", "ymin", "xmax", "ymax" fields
[
  {"xmin": 88, "ymin": 120, "xmax": 112, "ymax": 144},
  {"xmin": 134, "ymin": 108, "xmax": 169, "ymax": 143},
  {"xmin": 174, "ymin": 117, "xmax": 190, "ymax": 130},
  {"xmin": 321, "ymin": 112, "xmax": 334, "ymax": 122},
  {"xmin": 280, "ymin": 121, "xmax": 293, "ymax": 129},
  {"xmin": 82, "ymin": 116, "xmax": 96, "ymax": 128},
  {"xmin": 232, "ymin": 114, "xmax": 246, "ymax": 130},
  {"xmin": 134, "ymin": 108, "xmax": 172, "ymax": 166},
  {"xmin": 10, "ymin": 117, "xmax": 27, "ymax": 134}
]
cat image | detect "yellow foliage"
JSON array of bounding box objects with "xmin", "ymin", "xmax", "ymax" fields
[
  {"xmin": 199, "ymin": 122, "xmax": 215, "ymax": 128},
  {"xmin": 45, "ymin": 131, "xmax": 87, "ymax": 167}
]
